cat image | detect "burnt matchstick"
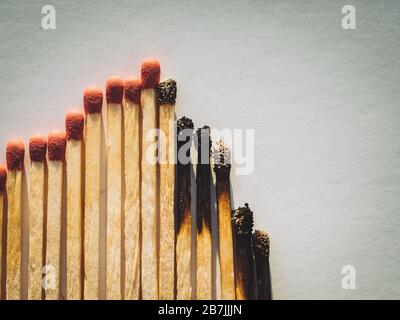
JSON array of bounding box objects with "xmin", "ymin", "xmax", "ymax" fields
[
  {"xmin": 196, "ymin": 126, "xmax": 212, "ymax": 300},
  {"xmin": 5, "ymin": 139, "xmax": 25, "ymax": 300},
  {"xmin": 106, "ymin": 77, "xmax": 124, "ymax": 300},
  {"xmin": 140, "ymin": 58, "xmax": 161, "ymax": 300},
  {"xmin": 28, "ymin": 135, "xmax": 47, "ymax": 300},
  {"xmin": 252, "ymin": 230, "xmax": 271, "ymax": 300},
  {"xmin": 158, "ymin": 78, "xmax": 177, "ymax": 300},
  {"xmin": 232, "ymin": 203, "xmax": 256, "ymax": 300},
  {"xmin": 176, "ymin": 116, "xmax": 194, "ymax": 300},
  {"xmin": 83, "ymin": 86, "xmax": 103, "ymax": 300},
  {"xmin": 45, "ymin": 131, "xmax": 66, "ymax": 300},
  {"xmin": 213, "ymin": 140, "xmax": 235, "ymax": 299},
  {"xmin": 123, "ymin": 77, "xmax": 141, "ymax": 300},
  {"xmin": 65, "ymin": 111, "xmax": 84, "ymax": 300},
  {"xmin": 0, "ymin": 164, "xmax": 6, "ymax": 294}
]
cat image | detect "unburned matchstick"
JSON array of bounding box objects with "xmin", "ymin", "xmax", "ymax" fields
[
  {"xmin": 252, "ymin": 230, "xmax": 271, "ymax": 300},
  {"xmin": 0, "ymin": 164, "xmax": 6, "ymax": 295},
  {"xmin": 158, "ymin": 78, "xmax": 177, "ymax": 300},
  {"xmin": 176, "ymin": 116, "xmax": 194, "ymax": 300},
  {"xmin": 232, "ymin": 203, "xmax": 255, "ymax": 300},
  {"xmin": 106, "ymin": 77, "xmax": 124, "ymax": 300},
  {"xmin": 28, "ymin": 135, "xmax": 47, "ymax": 300},
  {"xmin": 123, "ymin": 77, "xmax": 141, "ymax": 300},
  {"xmin": 6, "ymin": 139, "xmax": 25, "ymax": 300},
  {"xmin": 140, "ymin": 59, "xmax": 160, "ymax": 300},
  {"xmin": 65, "ymin": 111, "xmax": 84, "ymax": 300}
]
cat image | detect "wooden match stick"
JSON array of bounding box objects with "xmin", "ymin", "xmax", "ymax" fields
[
  {"xmin": 5, "ymin": 139, "xmax": 24, "ymax": 300},
  {"xmin": 140, "ymin": 59, "xmax": 161, "ymax": 300},
  {"xmin": 252, "ymin": 230, "xmax": 271, "ymax": 300},
  {"xmin": 0, "ymin": 164, "xmax": 6, "ymax": 295},
  {"xmin": 65, "ymin": 111, "xmax": 84, "ymax": 300},
  {"xmin": 196, "ymin": 126, "xmax": 212, "ymax": 300},
  {"xmin": 28, "ymin": 135, "xmax": 47, "ymax": 300},
  {"xmin": 214, "ymin": 140, "xmax": 235, "ymax": 300},
  {"xmin": 176, "ymin": 116, "xmax": 194, "ymax": 300},
  {"xmin": 158, "ymin": 79, "xmax": 177, "ymax": 300},
  {"xmin": 232, "ymin": 203, "xmax": 255, "ymax": 300},
  {"xmin": 123, "ymin": 78, "xmax": 141, "ymax": 300},
  {"xmin": 45, "ymin": 131, "xmax": 66, "ymax": 300},
  {"xmin": 105, "ymin": 77, "xmax": 124, "ymax": 300},
  {"xmin": 83, "ymin": 87, "xmax": 103, "ymax": 300}
]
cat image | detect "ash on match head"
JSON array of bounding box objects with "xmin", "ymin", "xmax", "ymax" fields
[
  {"xmin": 6, "ymin": 139, "xmax": 25, "ymax": 170},
  {"xmin": 0, "ymin": 164, "xmax": 6, "ymax": 192},
  {"xmin": 84, "ymin": 86, "xmax": 103, "ymax": 114},
  {"xmin": 48, "ymin": 131, "xmax": 66, "ymax": 161},
  {"xmin": 124, "ymin": 77, "xmax": 141, "ymax": 104},
  {"xmin": 213, "ymin": 140, "xmax": 231, "ymax": 175},
  {"xmin": 106, "ymin": 77, "xmax": 124, "ymax": 104},
  {"xmin": 252, "ymin": 230, "xmax": 270, "ymax": 256},
  {"xmin": 157, "ymin": 79, "xmax": 177, "ymax": 105},
  {"xmin": 141, "ymin": 58, "xmax": 161, "ymax": 89},
  {"xmin": 233, "ymin": 203, "xmax": 254, "ymax": 236},
  {"xmin": 177, "ymin": 116, "xmax": 194, "ymax": 133},
  {"xmin": 66, "ymin": 110, "xmax": 84, "ymax": 141},
  {"xmin": 29, "ymin": 134, "xmax": 47, "ymax": 162}
]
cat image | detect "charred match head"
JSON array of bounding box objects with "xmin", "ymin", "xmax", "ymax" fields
[
  {"xmin": 29, "ymin": 134, "xmax": 47, "ymax": 162},
  {"xmin": 141, "ymin": 58, "xmax": 161, "ymax": 89},
  {"xmin": 6, "ymin": 139, "xmax": 25, "ymax": 171},
  {"xmin": 124, "ymin": 77, "xmax": 141, "ymax": 104},
  {"xmin": 48, "ymin": 131, "xmax": 66, "ymax": 161},
  {"xmin": 106, "ymin": 77, "xmax": 124, "ymax": 104},
  {"xmin": 252, "ymin": 230, "xmax": 270, "ymax": 257},
  {"xmin": 66, "ymin": 110, "xmax": 84, "ymax": 141},
  {"xmin": 157, "ymin": 78, "xmax": 177, "ymax": 105},
  {"xmin": 196, "ymin": 126, "xmax": 211, "ymax": 162},
  {"xmin": 213, "ymin": 140, "xmax": 231, "ymax": 176},
  {"xmin": 0, "ymin": 164, "xmax": 6, "ymax": 192},
  {"xmin": 83, "ymin": 86, "xmax": 103, "ymax": 114},
  {"xmin": 177, "ymin": 116, "xmax": 194, "ymax": 134},
  {"xmin": 232, "ymin": 203, "xmax": 254, "ymax": 237}
]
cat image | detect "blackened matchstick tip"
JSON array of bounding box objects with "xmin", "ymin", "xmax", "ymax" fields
[
  {"xmin": 252, "ymin": 230, "xmax": 270, "ymax": 256},
  {"xmin": 232, "ymin": 203, "xmax": 254, "ymax": 236},
  {"xmin": 157, "ymin": 78, "xmax": 177, "ymax": 105},
  {"xmin": 177, "ymin": 116, "xmax": 194, "ymax": 133},
  {"xmin": 0, "ymin": 164, "xmax": 6, "ymax": 192},
  {"xmin": 213, "ymin": 140, "xmax": 231, "ymax": 175}
]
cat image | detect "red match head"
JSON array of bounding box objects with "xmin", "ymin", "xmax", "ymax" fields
[
  {"xmin": 47, "ymin": 131, "xmax": 66, "ymax": 161},
  {"xmin": 66, "ymin": 110, "xmax": 84, "ymax": 141},
  {"xmin": 106, "ymin": 77, "xmax": 124, "ymax": 104},
  {"xmin": 6, "ymin": 139, "xmax": 25, "ymax": 171},
  {"xmin": 141, "ymin": 58, "xmax": 161, "ymax": 89},
  {"xmin": 29, "ymin": 134, "xmax": 47, "ymax": 162},
  {"xmin": 84, "ymin": 86, "xmax": 103, "ymax": 114},
  {"xmin": 0, "ymin": 164, "xmax": 6, "ymax": 192},
  {"xmin": 124, "ymin": 77, "xmax": 141, "ymax": 104}
]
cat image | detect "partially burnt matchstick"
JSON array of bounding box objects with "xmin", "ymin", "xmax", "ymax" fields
[
  {"xmin": 176, "ymin": 116, "xmax": 194, "ymax": 300},
  {"xmin": 252, "ymin": 230, "xmax": 271, "ymax": 300},
  {"xmin": 233, "ymin": 203, "xmax": 255, "ymax": 300},
  {"xmin": 214, "ymin": 140, "xmax": 235, "ymax": 299},
  {"xmin": 83, "ymin": 86, "xmax": 103, "ymax": 300},
  {"xmin": 65, "ymin": 111, "xmax": 84, "ymax": 300},
  {"xmin": 158, "ymin": 78, "xmax": 177, "ymax": 300},
  {"xmin": 28, "ymin": 135, "xmax": 47, "ymax": 300},
  {"xmin": 140, "ymin": 59, "xmax": 161, "ymax": 300},
  {"xmin": 0, "ymin": 164, "xmax": 6, "ymax": 294},
  {"xmin": 123, "ymin": 77, "xmax": 141, "ymax": 300},
  {"xmin": 106, "ymin": 77, "xmax": 124, "ymax": 300},
  {"xmin": 6, "ymin": 139, "xmax": 25, "ymax": 300},
  {"xmin": 196, "ymin": 126, "xmax": 212, "ymax": 300},
  {"xmin": 45, "ymin": 131, "xmax": 66, "ymax": 300}
]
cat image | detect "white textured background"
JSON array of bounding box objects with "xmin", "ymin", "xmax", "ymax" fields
[{"xmin": 0, "ymin": 0, "xmax": 400, "ymax": 299}]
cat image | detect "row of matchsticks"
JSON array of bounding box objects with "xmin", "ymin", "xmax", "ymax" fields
[{"xmin": 0, "ymin": 59, "xmax": 271, "ymax": 300}]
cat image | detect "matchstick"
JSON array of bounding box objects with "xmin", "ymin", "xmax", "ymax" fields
[
  {"xmin": 252, "ymin": 230, "xmax": 271, "ymax": 300},
  {"xmin": 196, "ymin": 126, "xmax": 212, "ymax": 300},
  {"xmin": 65, "ymin": 110, "xmax": 84, "ymax": 300},
  {"xmin": 232, "ymin": 203, "xmax": 255, "ymax": 300},
  {"xmin": 123, "ymin": 77, "xmax": 141, "ymax": 300},
  {"xmin": 176, "ymin": 116, "xmax": 194, "ymax": 300},
  {"xmin": 158, "ymin": 79, "xmax": 177, "ymax": 300},
  {"xmin": 214, "ymin": 141, "xmax": 235, "ymax": 300},
  {"xmin": 83, "ymin": 86, "xmax": 103, "ymax": 300},
  {"xmin": 140, "ymin": 59, "xmax": 161, "ymax": 300},
  {"xmin": 5, "ymin": 139, "xmax": 24, "ymax": 300},
  {"xmin": 0, "ymin": 164, "xmax": 6, "ymax": 295},
  {"xmin": 28, "ymin": 135, "xmax": 47, "ymax": 300},
  {"xmin": 105, "ymin": 77, "xmax": 124, "ymax": 300},
  {"xmin": 45, "ymin": 131, "xmax": 66, "ymax": 300}
]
